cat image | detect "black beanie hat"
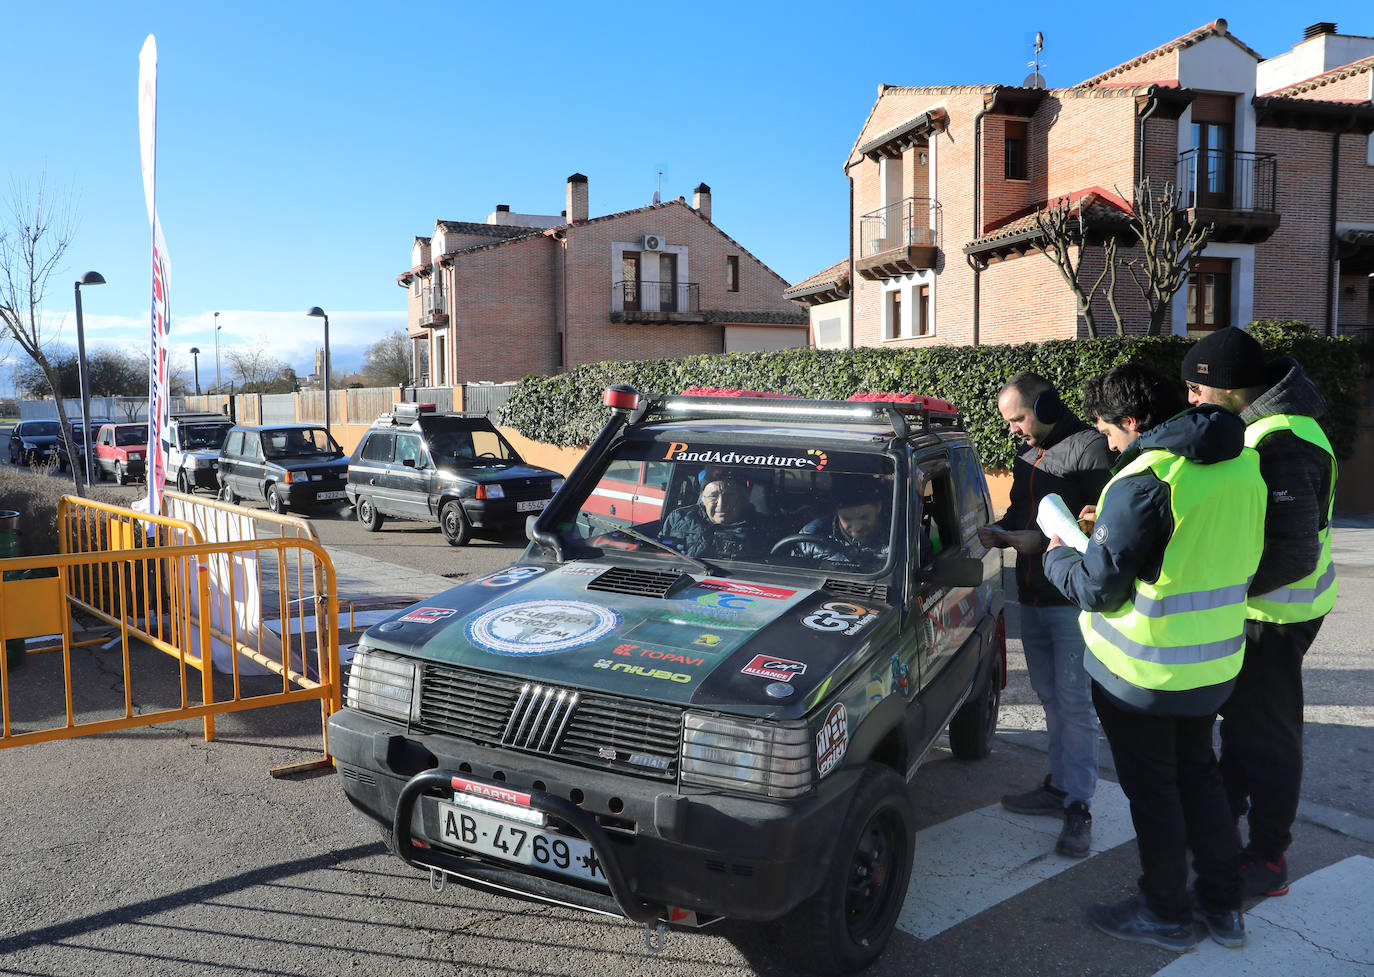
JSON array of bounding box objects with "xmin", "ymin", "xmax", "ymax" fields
[{"xmin": 1181, "ymin": 327, "xmax": 1268, "ymax": 389}]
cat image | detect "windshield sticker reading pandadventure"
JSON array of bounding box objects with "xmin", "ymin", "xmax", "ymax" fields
[{"xmin": 662, "ymin": 443, "xmax": 827, "ymax": 470}]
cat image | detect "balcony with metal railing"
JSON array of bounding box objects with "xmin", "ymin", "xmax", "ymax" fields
[
  {"xmin": 418, "ymin": 284, "xmax": 448, "ymax": 326},
  {"xmin": 856, "ymin": 197, "xmax": 941, "ymax": 281},
  {"xmin": 1175, "ymin": 149, "xmax": 1280, "ymax": 243},
  {"xmin": 610, "ymin": 280, "xmax": 705, "ymax": 323}
]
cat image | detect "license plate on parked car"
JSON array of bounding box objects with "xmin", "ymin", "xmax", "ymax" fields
[
  {"xmin": 435, "ymin": 800, "xmax": 605, "ymax": 885},
  {"xmin": 316, "ymin": 490, "xmax": 346, "ymax": 501},
  {"xmin": 516, "ymin": 499, "xmax": 548, "ymax": 512}
]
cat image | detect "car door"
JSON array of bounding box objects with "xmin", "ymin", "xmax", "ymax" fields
[
  {"xmin": 219, "ymin": 430, "xmax": 243, "ymax": 490},
  {"xmin": 913, "ymin": 456, "xmax": 972, "ymax": 689},
  {"xmin": 240, "ymin": 432, "xmax": 267, "ymax": 499},
  {"xmin": 390, "ymin": 433, "xmax": 431, "ymax": 520},
  {"xmin": 354, "ymin": 431, "xmax": 395, "ymax": 514},
  {"xmin": 96, "ymin": 426, "xmax": 115, "ymax": 475}
]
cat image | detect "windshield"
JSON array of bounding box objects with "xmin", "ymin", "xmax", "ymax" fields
[
  {"xmin": 181, "ymin": 425, "xmax": 231, "ymax": 450},
  {"xmin": 427, "ymin": 426, "xmax": 521, "ymax": 467},
  {"xmin": 24, "ymin": 422, "xmax": 60, "ymax": 437},
  {"xmin": 263, "ymin": 428, "xmax": 339, "ymax": 458},
  {"xmin": 115, "ymin": 426, "xmax": 148, "ymax": 446},
  {"xmin": 555, "ymin": 439, "xmax": 896, "ymax": 573}
]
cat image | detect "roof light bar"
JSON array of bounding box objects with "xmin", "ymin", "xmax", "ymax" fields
[{"xmin": 662, "ymin": 397, "xmax": 879, "ymax": 422}]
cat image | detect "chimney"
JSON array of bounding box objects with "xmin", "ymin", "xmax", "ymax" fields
[
  {"xmin": 1304, "ymin": 22, "xmax": 1337, "ymax": 40},
  {"xmin": 693, "ymin": 182, "xmax": 712, "ymax": 222},
  {"xmin": 566, "ymin": 173, "xmax": 588, "ymax": 223},
  {"xmin": 496, "ymin": 204, "xmax": 510, "ymax": 212}
]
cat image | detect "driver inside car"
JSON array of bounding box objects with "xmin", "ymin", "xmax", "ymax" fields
[
  {"xmin": 791, "ymin": 478, "xmax": 892, "ymax": 568},
  {"xmin": 659, "ymin": 472, "xmax": 775, "ymax": 561}
]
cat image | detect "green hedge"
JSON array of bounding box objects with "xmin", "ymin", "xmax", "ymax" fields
[{"xmin": 499, "ymin": 321, "xmax": 1360, "ymax": 468}]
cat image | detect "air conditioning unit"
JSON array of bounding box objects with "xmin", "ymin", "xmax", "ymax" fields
[{"xmin": 641, "ymin": 234, "xmax": 662, "ymax": 251}]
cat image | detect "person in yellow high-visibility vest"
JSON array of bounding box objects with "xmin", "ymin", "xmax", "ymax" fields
[
  {"xmin": 1044, "ymin": 363, "xmax": 1266, "ymax": 953},
  {"xmin": 1182, "ymin": 326, "xmax": 1337, "ymax": 899}
]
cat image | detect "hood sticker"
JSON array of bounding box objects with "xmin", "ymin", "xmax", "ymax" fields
[
  {"xmin": 742, "ymin": 655, "xmax": 807, "ymax": 682},
  {"xmin": 817, "ymin": 703, "xmax": 848, "ymax": 777},
  {"xmin": 476, "ymin": 566, "xmax": 545, "ymax": 587},
  {"xmin": 398, "ymin": 607, "xmax": 459, "ymax": 625},
  {"xmin": 466, "ymin": 600, "xmax": 622, "ymax": 656},
  {"xmin": 802, "ymin": 601, "xmax": 878, "ymax": 636},
  {"xmin": 609, "ymin": 642, "xmax": 707, "ymax": 668},
  {"xmin": 697, "ymin": 578, "xmax": 797, "ymax": 601},
  {"xmin": 592, "ymin": 659, "xmax": 692, "ymax": 683}
]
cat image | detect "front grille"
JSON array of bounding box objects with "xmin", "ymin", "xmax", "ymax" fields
[
  {"xmin": 823, "ymin": 579, "xmax": 890, "ymax": 603},
  {"xmin": 418, "ymin": 663, "xmax": 682, "ymax": 780},
  {"xmin": 495, "ymin": 476, "xmax": 552, "ymax": 502},
  {"xmin": 586, "ymin": 566, "xmax": 692, "ymax": 599}
]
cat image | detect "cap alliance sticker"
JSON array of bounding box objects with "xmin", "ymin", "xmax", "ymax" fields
[{"xmin": 398, "ymin": 607, "xmax": 459, "ymax": 625}]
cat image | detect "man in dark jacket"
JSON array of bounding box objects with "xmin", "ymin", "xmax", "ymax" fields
[
  {"xmin": 792, "ymin": 477, "xmax": 891, "ymax": 569},
  {"xmin": 1181, "ymin": 327, "xmax": 1338, "ymax": 898},
  {"xmin": 660, "ymin": 473, "xmax": 774, "ymax": 561},
  {"xmin": 1045, "ymin": 362, "xmax": 1265, "ymax": 951},
  {"xmin": 978, "ymin": 372, "xmax": 1114, "ymax": 858}
]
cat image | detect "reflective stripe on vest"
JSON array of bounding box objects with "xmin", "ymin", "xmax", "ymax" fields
[
  {"xmin": 1243, "ymin": 414, "xmax": 1338, "ymax": 623},
  {"xmin": 1082, "ymin": 446, "xmax": 1265, "ymax": 695}
]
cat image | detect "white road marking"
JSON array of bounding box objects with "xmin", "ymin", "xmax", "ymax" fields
[
  {"xmin": 1155, "ymin": 855, "xmax": 1374, "ymax": 977},
  {"xmin": 898, "ymin": 780, "xmax": 1135, "ymax": 940}
]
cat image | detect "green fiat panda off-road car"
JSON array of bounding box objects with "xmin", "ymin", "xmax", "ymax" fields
[{"xmin": 328, "ymin": 386, "xmax": 1006, "ymax": 973}]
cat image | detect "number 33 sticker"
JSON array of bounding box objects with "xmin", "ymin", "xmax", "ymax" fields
[{"xmin": 802, "ymin": 601, "xmax": 878, "ymax": 636}]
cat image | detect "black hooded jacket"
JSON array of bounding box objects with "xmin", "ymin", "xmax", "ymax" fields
[
  {"xmin": 1241, "ymin": 357, "xmax": 1335, "ymax": 597},
  {"xmin": 994, "ymin": 413, "xmax": 1114, "ymax": 606}
]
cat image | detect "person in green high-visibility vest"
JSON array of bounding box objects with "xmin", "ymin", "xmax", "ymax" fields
[
  {"xmin": 1044, "ymin": 363, "xmax": 1266, "ymax": 953},
  {"xmin": 1181, "ymin": 326, "xmax": 1338, "ymax": 900}
]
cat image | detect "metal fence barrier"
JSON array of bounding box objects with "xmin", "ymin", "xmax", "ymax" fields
[{"xmin": 0, "ymin": 497, "xmax": 342, "ymax": 774}]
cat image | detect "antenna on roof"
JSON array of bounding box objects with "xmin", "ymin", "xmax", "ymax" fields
[
  {"xmin": 652, "ymin": 169, "xmax": 663, "ymax": 205},
  {"xmin": 1023, "ymin": 31, "xmax": 1047, "ymax": 88}
]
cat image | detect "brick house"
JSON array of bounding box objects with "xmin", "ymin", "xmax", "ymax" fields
[
  {"xmin": 792, "ymin": 20, "xmax": 1374, "ymax": 348},
  {"xmin": 398, "ymin": 176, "xmax": 807, "ymax": 385}
]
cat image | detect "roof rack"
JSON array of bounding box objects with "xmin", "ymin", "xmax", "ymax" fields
[{"xmin": 630, "ymin": 388, "xmax": 962, "ymax": 438}]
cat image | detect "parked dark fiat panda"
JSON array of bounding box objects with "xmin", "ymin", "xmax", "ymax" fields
[
  {"xmin": 328, "ymin": 387, "xmax": 1005, "ymax": 974},
  {"xmin": 216, "ymin": 424, "xmax": 347, "ymax": 513},
  {"xmin": 345, "ymin": 404, "xmax": 564, "ymax": 546}
]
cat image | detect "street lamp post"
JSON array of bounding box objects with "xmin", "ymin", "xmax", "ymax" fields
[
  {"xmin": 73, "ymin": 271, "xmax": 106, "ymax": 490},
  {"xmin": 306, "ymin": 307, "xmax": 331, "ymax": 439},
  {"xmin": 214, "ymin": 311, "xmax": 221, "ymax": 394},
  {"xmin": 190, "ymin": 346, "xmax": 201, "ymax": 396}
]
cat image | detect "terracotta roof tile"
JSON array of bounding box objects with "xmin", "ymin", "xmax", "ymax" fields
[
  {"xmin": 1266, "ymin": 54, "xmax": 1374, "ymax": 98},
  {"xmin": 784, "ymin": 259, "xmax": 850, "ymax": 297},
  {"xmin": 966, "ymin": 190, "xmax": 1134, "ymax": 252},
  {"xmin": 1076, "ymin": 20, "xmax": 1262, "ymax": 89}
]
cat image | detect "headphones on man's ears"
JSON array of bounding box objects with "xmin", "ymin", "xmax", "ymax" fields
[{"xmin": 1032, "ymin": 387, "xmax": 1065, "ymax": 425}]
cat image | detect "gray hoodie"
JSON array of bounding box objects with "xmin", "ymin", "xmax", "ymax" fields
[{"xmin": 1240, "ymin": 357, "xmax": 1335, "ymax": 597}]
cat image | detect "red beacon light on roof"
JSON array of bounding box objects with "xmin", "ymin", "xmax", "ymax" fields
[
  {"xmin": 847, "ymin": 391, "xmax": 958, "ymax": 413},
  {"xmin": 603, "ymin": 384, "xmax": 642, "ymax": 412}
]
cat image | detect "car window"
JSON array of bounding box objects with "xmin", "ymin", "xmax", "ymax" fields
[
  {"xmin": 950, "ymin": 445, "xmax": 990, "ymax": 542},
  {"xmin": 264, "ymin": 428, "xmax": 333, "ymax": 458},
  {"xmin": 470, "ymin": 430, "xmax": 517, "ymax": 462},
  {"xmin": 181, "ymin": 425, "xmax": 231, "ymax": 450},
  {"xmin": 915, "ymin": 464, "xmax": 959, "ymax": 559},
  {"xmin": 360, "ymin": 432, "xmax": 394, "ymax": 463},
  {"xmin": 567, "ymin": 439, "xmax": 895, "ymax": 571},
  {"xmin": 115, "ymin": 427, "xmax": 148, "ymax": 446},
  {"xmin": 395, "ymin": 434, "xmax": 426, "ymax": 467},
  {"xmin": 243, "ymin": 435, "xmax": 264, "ymax": 462},
  {"xmin": 27, "ymin": 421, "xmax": 61, "ymax": 436},
  {"xmin": 223, "ymin": 430, "xmax": 244, "ymax": 456}
]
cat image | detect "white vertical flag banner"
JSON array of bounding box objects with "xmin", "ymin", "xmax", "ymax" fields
[{"xmin": 137, "ymin": 35, "xmax": 171, "ymax": 516}]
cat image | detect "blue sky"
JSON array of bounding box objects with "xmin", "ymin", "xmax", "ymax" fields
[{"xmin": 3, "ymin": 0, "xmax": 1366, "ymax": 385}]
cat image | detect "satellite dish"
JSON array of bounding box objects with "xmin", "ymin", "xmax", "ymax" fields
[{"xmin": 1023, "ymin": 72, "xmax": 1047, "ymax": 88}]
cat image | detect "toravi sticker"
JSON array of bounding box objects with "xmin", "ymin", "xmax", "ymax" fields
[
  {"xmin": 398, "ymin": 607, "xmax": 459, "ymax": 625},
  {"xmin": 741, "ymin": 655, "xmax": 807, "ymax": 682},
  {"xmin": 802, "ymin": 600, "xmax": 878, "ymax": 636},
  {"xmin": 816, "ymin": 702, "xmax": 848, "ymax": 777}
]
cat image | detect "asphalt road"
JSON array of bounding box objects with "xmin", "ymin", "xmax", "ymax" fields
[{"xmin": 1, "ymin": 440, "xmax": 1372, "ymax": 975}]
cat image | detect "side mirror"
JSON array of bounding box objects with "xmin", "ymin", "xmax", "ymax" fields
[
  {"xmin": 402, "ymin": 458, "xmax": 416, "ymax": 468},
  {"xmin": 922, "ymin": 554, "xmax": 985, "ymax": 589}
]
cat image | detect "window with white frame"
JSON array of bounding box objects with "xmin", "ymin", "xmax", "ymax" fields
[{"xmin": 885, "ymin": 289, "xmax": 902, "ymax": 340}]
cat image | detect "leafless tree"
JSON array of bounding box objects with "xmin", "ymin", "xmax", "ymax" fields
[
  {"xmin": 226, "ymin": 345, "xmax": 289, "ymax": 391},
  {"xmin": 1123, "ymin": 177, "xmax": 1213, "ymax": 336},
  {"xmin": 0, "ymin": 178, "xmax": 88, "ymax": 491},
  {"xmin": 362, "ymin": 329, "xmax": 412, "ymax": 386},
  {"xmin": 1030, "ymin": 196, "xmax": 1124, "ymax": 338}
]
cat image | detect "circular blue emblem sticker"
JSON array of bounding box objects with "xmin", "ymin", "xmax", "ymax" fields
[{"xmin": 466, "ymin": 600, "xmax": 622, "ymax": 656}]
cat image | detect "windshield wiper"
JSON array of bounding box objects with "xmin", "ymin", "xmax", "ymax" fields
[{"xmin": 579, "ymin": 512, "xmax": 714, "ymax": 575}]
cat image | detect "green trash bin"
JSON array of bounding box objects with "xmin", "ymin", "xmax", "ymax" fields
[{"xmin": 1, "ymin": 509, "xmax": 26, "ymax": 670}]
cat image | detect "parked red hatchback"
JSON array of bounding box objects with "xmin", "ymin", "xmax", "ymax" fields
[{"xmin": 94, "ymin": 423, "xmax": 150, "ymax": 484}]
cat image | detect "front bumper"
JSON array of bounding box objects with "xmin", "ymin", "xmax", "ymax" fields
[
  {"xmin": 282, "ymin": 479, "xmax": 348, "ymax": 505},
  {"xmin": 462, "ymin": 497, "xmax": 551, "ymax": 531},
  {"xmin": 328, "ymin": 708, "xmax": 854, "ymax": 922}
]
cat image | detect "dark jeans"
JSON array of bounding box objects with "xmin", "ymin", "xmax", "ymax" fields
[
  {"xmin": 1093, "ymin": 684, "xmax": 1241, "ymax": 921},
  {"xmin": 1219, "ymin": 616, "xmax": 1324, "ymax": 861}
]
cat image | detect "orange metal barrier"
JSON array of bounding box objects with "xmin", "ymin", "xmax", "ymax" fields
[{"xmin": 2, "ymin": 498, "xmax": 342, "ymax": 774}]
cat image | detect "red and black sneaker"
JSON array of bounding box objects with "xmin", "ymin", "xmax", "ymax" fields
[{"xmin": 1240, "ymin": 850, "xmax": 1289, "ymax": 898}]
